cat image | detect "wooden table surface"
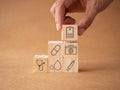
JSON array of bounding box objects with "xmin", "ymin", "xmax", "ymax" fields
[{"xmin": 0, "ymin": 0, "xmax": 120, "ymax": 90}]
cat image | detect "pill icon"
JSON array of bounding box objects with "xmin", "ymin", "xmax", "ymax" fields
[{"xmin": 51, "ymin": 45, "xmax": 61, "ymax": 56}]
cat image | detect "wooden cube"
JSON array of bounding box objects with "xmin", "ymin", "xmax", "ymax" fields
[
  {"xmin": 61, "ymin": 25, "xmax": 78, "ymax": 41},
  {"xmin": 48, "ymin": 41, "xmax": 64, "ymax": 72},
  {"xmin": 63, "ymin": 57, "xmax": 78, "ymax": 72},
  {"xmin": 33, "ymin": 55, "xmax": 48, "ymax": 72},
  {"xmin": 64, "ymin": 42, "xmax": 78, "ymax": 58}
]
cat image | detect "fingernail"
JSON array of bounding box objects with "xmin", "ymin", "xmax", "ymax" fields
[{"xmin": 56, "ymin": 24, "xmax": 60, "ymax": 31}]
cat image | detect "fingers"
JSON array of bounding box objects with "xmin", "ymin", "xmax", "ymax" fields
[
  {"xmin": 78, "ymin": 10, "xmax": 97, "ymax": 36},
  {"xmin": 50, "ymin": 0, "xmax": 65, "ymax": 31},
  {"xmin": 63, "ymin": 16, "xmax": 76, "ymax": 24},
  {"xmin": 50, "ymin": 2, "xmax": 56, "ymax": 17}
]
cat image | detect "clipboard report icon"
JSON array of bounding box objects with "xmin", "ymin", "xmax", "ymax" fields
[{"xmin": 66, "ymin": 26, "xmax": 74, "ymax": 38}]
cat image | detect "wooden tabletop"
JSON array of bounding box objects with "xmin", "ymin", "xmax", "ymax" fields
[{"xmin": 0, "ymin": 0, "xmax": 120, "ymax": 90}]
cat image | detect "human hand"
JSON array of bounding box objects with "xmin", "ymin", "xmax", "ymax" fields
[{"xmin": 50, "ymin": 0, "xmax": 113, "ymax": 36}]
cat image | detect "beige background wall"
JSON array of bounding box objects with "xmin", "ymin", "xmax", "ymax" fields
[{"xmin": 0, "ymin": 0, "xmax": 120, "ymax": 90}]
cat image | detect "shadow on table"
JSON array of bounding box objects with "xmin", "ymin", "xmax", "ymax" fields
[{"xmin": 78, "ymin": 66, "xmax": 108, "ymax": 73}]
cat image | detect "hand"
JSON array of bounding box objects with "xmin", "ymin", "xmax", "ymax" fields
[{"xmin": 50, "ymin": 0, "xmax": 113, "ymax": 36}]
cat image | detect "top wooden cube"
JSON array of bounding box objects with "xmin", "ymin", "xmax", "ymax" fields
[{"xmin": 61, "ymin": 25, "xmax": 78, "ymax": 41}]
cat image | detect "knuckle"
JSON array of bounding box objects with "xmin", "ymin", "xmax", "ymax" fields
[{"xmin": 55, "ymin": 0, "xmax": 63, "ymax": 7}]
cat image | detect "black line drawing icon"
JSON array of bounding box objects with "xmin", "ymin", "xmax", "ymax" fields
[
  {"xmin": 66, "ymin": 60, "xmax": 75, "ymax": 71},
  {"xmin": 65, "ymin": 45, "xmax": 77, "ymax": 55},
  {"xmin": 66, "ymin": 26, "xmax": 74, "ymax": 38},
  {"xmin": 50, "ymin": 60, "xmax": 62, "ymax": 71},
  {"xmin": 51, "ymin": 45, "xmax": 61, "ymax": 56},
  {"xmin": 36, "ymin": 59, "xmax": 45, "ymax": 71}
]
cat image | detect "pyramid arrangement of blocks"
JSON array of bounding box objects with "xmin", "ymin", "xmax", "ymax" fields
[{"xmin": 33, "ymin": 25, "xmax": 79, "ymax": 72}]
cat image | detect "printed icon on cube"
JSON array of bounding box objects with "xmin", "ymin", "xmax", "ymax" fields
[
  {"xmin": 62, "ymin": 25, "xmax": 78, "ymax": 41},
  {"xmin": 48, "ymin": 41, "xmax": 64, "ymax": 72},
  {"xmin": 66, "ymin": 26, "xmax": 74, "ymax": 38},
  {"xmin": 33, "ymin": 55, "xmax": 48, "ymax": 72},
  {"xmin": 51, "ymin": 45, "xmax": 61, "ymax": 56},
  {"xmin": 66, "ymin": 60, "xmax": 75, "ymax": 71},
  {"xmin": 50, "ymin": 60, "xmax": 62, "ymax": 71},
  {"xmin": 63, "ymin": 57, "xmax": 78, "ymax": 72},
  {"xmin": 65, "ymin": 45, "xmax": 77, "ymax": 55},
  {"xmin": 36, "ymin": 59, "xmax": 45, "ymax": 71}
]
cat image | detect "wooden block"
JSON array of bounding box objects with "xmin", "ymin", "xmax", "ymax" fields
[
  {"xmin": 63, "ymin": 57, "xmax": 78, "ymax": 72},
  {"xmin": 48, "ymin": 41, "xmax": 64, "ymax": 72},
  {"xmin": 61, "ymin": 25, "xmax": 78, "ymax": 41},
  {"xmin": 33, "ymin": 55, "xmax": 48, "ymax": 72},
  {"xmin": 48, "ymin": 41, "xmax": 78, "ymax": 72},
  {"xmin": 64, "ymin": 42, "xmax": 78, "ymax": 58}
]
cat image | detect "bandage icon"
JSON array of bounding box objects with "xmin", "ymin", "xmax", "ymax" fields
[{"xmin": 51, "ymin": 45, "xmax": 61, "ymax": 56}]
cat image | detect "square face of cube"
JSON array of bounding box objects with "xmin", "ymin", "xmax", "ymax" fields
[
  {"xmin": 48, "ymin": 41, "xmax": 64, "ymax": 72},
  {"xmin": 33, "ymin": 55, "xmax": 48, "ymax": 72},
  {"xmin": 64, "ymin": 42, "xmax": 78, "ymax": 58},
  {"xmin": 63, "ymin": 57, "xmax": 78, "ymax": 72},
  {"xmin": 61, "ymin": 25, "xmax": 78, "ymax": 41}
]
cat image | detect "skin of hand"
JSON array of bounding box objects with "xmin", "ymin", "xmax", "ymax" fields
[{"xmin": 50, "ymin": 0, "xmax": 113, "ymax": 36}]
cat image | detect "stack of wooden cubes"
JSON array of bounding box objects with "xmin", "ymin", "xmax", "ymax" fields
[{"xmin": 33, "ymin": 25, "xmax": 78, "ymax": 72}]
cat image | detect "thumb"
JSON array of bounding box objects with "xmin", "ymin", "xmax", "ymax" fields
[
  {"xmin": 78, "ymin": 11, "xmax": 97, "ymax": 36},
  {"xmin": 54, "ymin": 1, "xmax": 65, "ymax": 31}
]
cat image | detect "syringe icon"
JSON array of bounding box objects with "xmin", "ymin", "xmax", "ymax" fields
[{"xmin": 66, "ymin": 60, "xmax": 75, "ymax": 71}]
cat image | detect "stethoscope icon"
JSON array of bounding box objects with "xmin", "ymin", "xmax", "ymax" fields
[{"xmin": 36, "ymin": 59, "xmax": 45, "ymax": 71}]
